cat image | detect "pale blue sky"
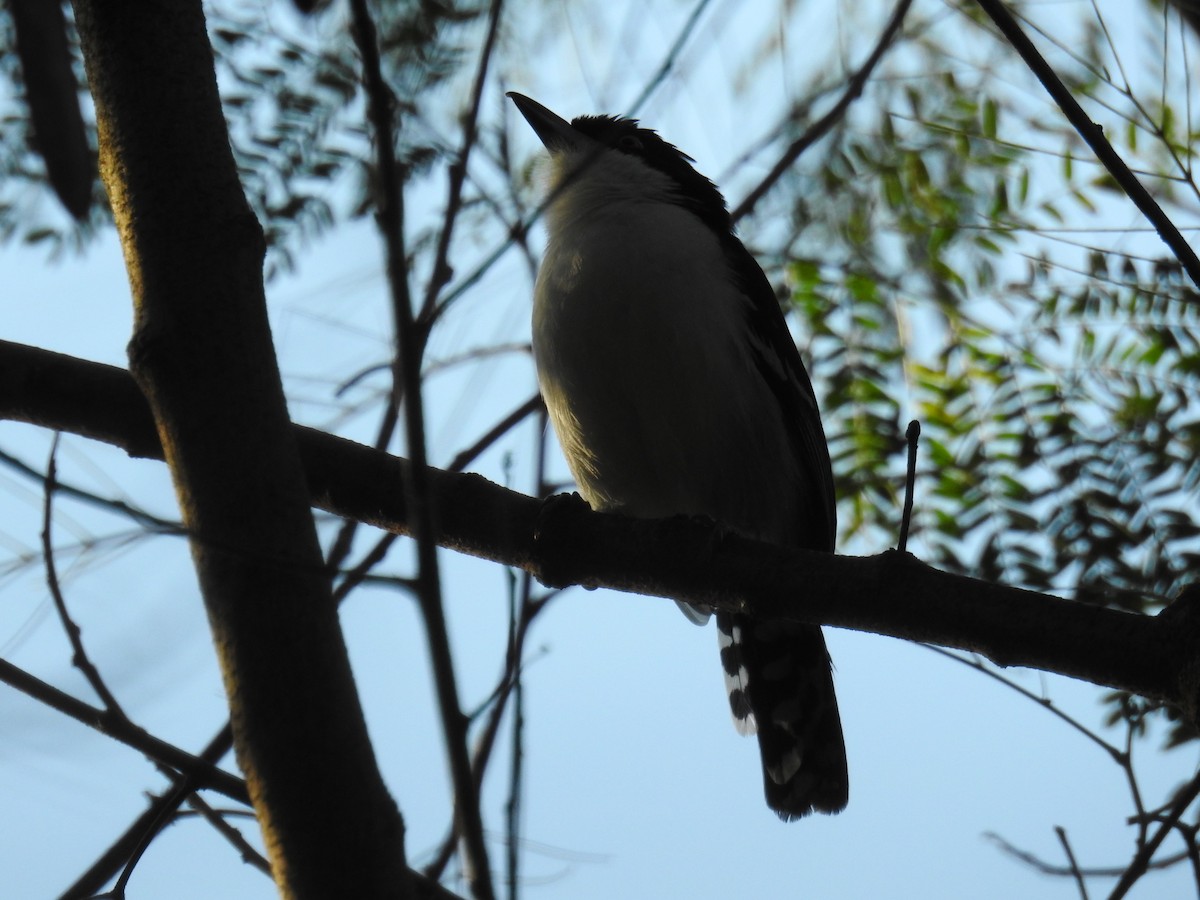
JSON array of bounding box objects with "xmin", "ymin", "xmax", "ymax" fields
[{"xmin": 2, "ymin": 1, "xmax": 1198, "ymax": 897}]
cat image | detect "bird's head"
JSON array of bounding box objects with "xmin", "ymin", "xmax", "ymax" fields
[{"xmin": 507, "ymin": 92, "xmax": 731, "ymax": 235}]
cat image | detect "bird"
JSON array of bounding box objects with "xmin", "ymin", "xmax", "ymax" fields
[{"xmin": 508, "ymin": 92, "xmax": 848, "ymax": 820}]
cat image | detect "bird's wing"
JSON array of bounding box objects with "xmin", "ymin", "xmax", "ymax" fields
[{"xmin": 722, "ymin": 234, "xmax": 836, "ymax": 552}]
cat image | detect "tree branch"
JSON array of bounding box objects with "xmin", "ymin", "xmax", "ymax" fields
[
  {"xmin": 729, "ymin": 0, "xmax": 913, "ymax": 224},
  {"xmin": 0, "ymin": 657, "xmax": 247, "ymax": 803},
  {"xmin": 60, "ymin": 725, "xmax": 240, "ymax": 898},
  {"xmin": 1110, "ymin": 770, "xmax": 1200, "ymax": 899},
  {"xmin": 69, "ymin": 1, "xmax": 409, "ymax": 895},
  {"xmin": 973, "ymin": 0, "xmax": 1200, "ymax": 289},
  {"xmin": 1, "ymin": 339, "xmax": 1193, "ymax": 717},
  {"xmin": 348, "ymin": 1, "xmax": 494, "ymax": 895},
  {"xmin": 42, "ymin": 436, "xmax": 127, "ymax": 716}
]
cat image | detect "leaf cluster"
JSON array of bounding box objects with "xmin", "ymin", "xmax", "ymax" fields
[
  {"xmin": 769, "ymin": 6, "xmax": 1200, "ymax": 745},
  {"xmin": 0, "ymin": 0, "xmax": 490, "ymax": 273}
]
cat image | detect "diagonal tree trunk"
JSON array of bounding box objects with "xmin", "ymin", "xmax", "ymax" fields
[{"xmin": 68, "ymin": 2, "xmax": 410, "ymax": 896}]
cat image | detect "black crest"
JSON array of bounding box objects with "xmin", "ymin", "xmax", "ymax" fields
[{"xmin": 571, "ymin": 115, "xmax": 732, "ymax": 236}]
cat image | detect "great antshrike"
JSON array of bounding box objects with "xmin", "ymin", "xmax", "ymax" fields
[{"xmin": 510, "ymin": 93, "xmax": 847, "ymax": 819}]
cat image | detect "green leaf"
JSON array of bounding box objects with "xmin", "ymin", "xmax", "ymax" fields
[{"xmin": 982, "ymin": 96, "xmax": 998, "ymax": 139}]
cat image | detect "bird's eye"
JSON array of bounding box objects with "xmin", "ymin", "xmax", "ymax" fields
[{"xmin": 616, "ymin": 134, "xmax": 643, "ymax": 154}]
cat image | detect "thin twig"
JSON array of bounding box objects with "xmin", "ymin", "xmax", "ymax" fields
[
  {"xmin": 0, "ymin": 445, "xmax": 180, "ymax": 533},
  {"xmin": 1179, "ymin": 817, "xmax": 1200, "ymax": 894},
  {"xmin": 972, "ymin": 0, "xmax": 1200, "ymax": 290},
  {"xmin": 425, "ymin": 408, "xmax": 554, "ymax": 891},
  {"xmin": 1056, "ymin": 826, "xmax": 1090, "ymax": 900},
  {"xmin": 446, "ymin": 393, "xmax": 544, "ymax": 475},
  {"xmin": 427, "ymin": 114, "xmax": 539, "ymax": 329},
  {"xmin": 422, "ymin": 623, "xmax": 549, "ymax": 884},
  {"xmin": 1121, "ymin": 711, "xmax": 1149, "ymax": 852},
  {"xmin": 41, "ymin": 434, "xmax": 126, "ymax": 715},
  {"xmin": 985, "ymin": 831, "xmax": 1189, "ymax": 878},
  {"xmin": 626, "ymin": 0, "xmax": 716, "ymax": 116},
  {"xmin": 348, "ymin": 2, "xmax": 495, "ymax": 897},
  {"xmin": 422, "ymin": 636, "xmax": 541, "ymax": 882},
  {"xmin": 504, "ymin": 405, "xmax": 548, "ymax": 900},
  {"xmin": 418, "ymin": 0, "xmax": 505, "ymax": 324},
  {"xmin": 0, "ymin": 658, "xmax": 245, "ymax": 801},
  {"xmin": 1109, "ymin": 771, "xmax": 1200, "ymax": 899},
  {"xmin": 103, "ymin": 741, "xmax": 263, "ymax": 899},
  {"xmin": 923, "ymin": 645, "xmax": 1124, "ymax": 761},
  {"xmin": 59, "ymin": 725, "xmax": 240, "ymax": 898},
  {"xmin": 730, "ymin": 0, "xmax": 913, "ymax": 224},
  {"xmin": 898, "ymin": 419, "xmax": 919, "ymax": 553},
  {"xmin": 332, "ymin": 532, "xmax": 400, "ymax": 605},
  {"xmin": 184, "ymin": 792, "xmax": 271, "ymax": 874},
  {"xmin": 505, "ymin": 615, "xmax": 525, "ymax": 900}
]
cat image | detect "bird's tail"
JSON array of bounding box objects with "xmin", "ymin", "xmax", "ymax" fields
[{"xmin": 716, "ymin": 611, "xmax": 848, "ymax": 819}]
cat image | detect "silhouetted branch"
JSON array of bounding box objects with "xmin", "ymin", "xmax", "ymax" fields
[
  {"xmin": 0, "ymin": 447, "xmax": 179, "ymax": 533},
  {"xmin": 348, "ymin": 0, "xmax": 494, "ymax": 896},
  {"xmin": 1, "ymin": 340, "xmax": 1192, "ymax": 718},
  {"xmin": 446, "ymin": 393, "xmax": 543, "ymax": 475},
  {"xmin": 730, "ymin": 0, "xmax": 913, "ymax": 224},
  {"xmin": 973, "ymin": 0, "xmax": 1200, "ymax": 290},
  {"xmin": 926, "ymin": 646, "xmax": 1196, "ymax": 891},
  {"xmin": 898, "ymin": 420, "xmax": 919, "ymax": 553},
  {"xmin": 71, "ymin": 0, "xmax": 409, "ymax": 894},
  {"xmin": 626, "ymin": 0, "xmax": 716, "ymax": 116},
  {"xmin": 985, "ymin": 830, "xmax": 1189, "ymax": 878},
  {"xmin": 0, "ymin": 657, "xmax": 247, "ymax": 803},
  {"xmin": 61, "ymin": 726, "xmax": 240, "ymax": 898},
  {"xmin": 1110, "ymin": 772, "xmax": 1200, "ymax": 898},
  {"xmin": 183, "ymin": 792, "xmax": 272, "ymax": 875},
  {"xmin": 420, "ymin": 0, "xmax": 506, "ymax": 324},
  {"xmin": 41, "ymin": 436, "xmax": 126, "ymax": 715},
  {"xmin": 924, "ymin": 646, "xmax": 1124, "ymax": 761},
  {"xmin": 1056, "ymin": 826, "xmax": 1089, "ymax": 900},
  {"xmin": 425, "ymin": 406, "xmax": 552, "ymax": 894}
]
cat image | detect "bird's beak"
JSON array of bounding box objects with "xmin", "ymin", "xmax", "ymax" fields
[{"xmin": 507, "ymin": 92, "xmax": 580, "ymax": 152}]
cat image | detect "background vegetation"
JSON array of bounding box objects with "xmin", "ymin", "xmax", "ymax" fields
[{"xmin": 2, "ymin": 0, "xmax": 1200, "ymax": 897}]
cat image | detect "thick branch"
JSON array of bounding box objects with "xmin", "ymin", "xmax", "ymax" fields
[
  {"xmin": 2, "ymin": 340, "xmax": 1195, "ymax": 718},
  {"xmin": 68, "ymin": 2, "xmax": 408, "ymax": 897}
]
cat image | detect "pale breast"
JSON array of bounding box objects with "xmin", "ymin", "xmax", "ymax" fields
[{"xmin": 533, "ymin": 200, "xmax": 801, "ymax": 545}]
